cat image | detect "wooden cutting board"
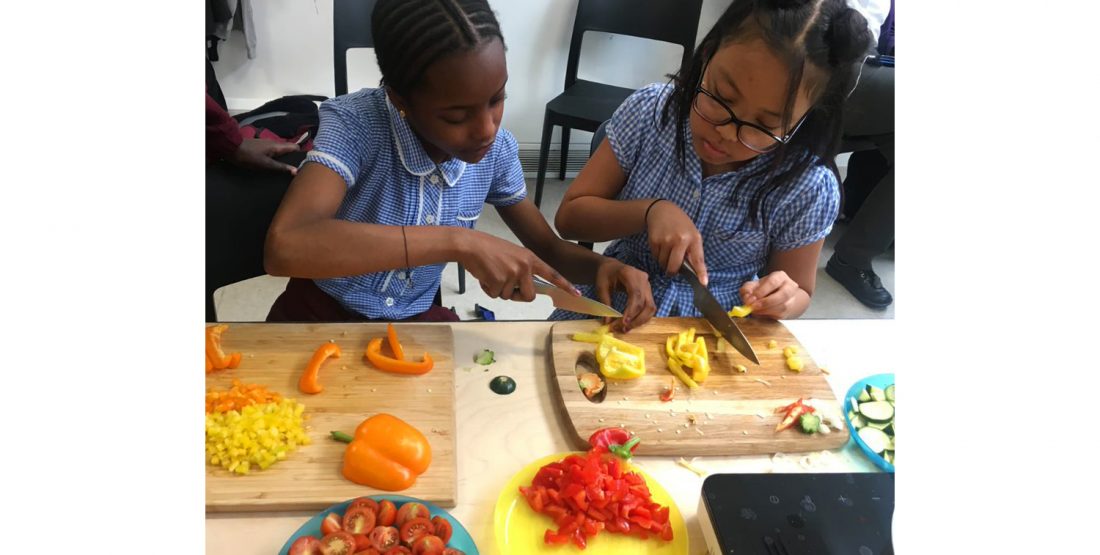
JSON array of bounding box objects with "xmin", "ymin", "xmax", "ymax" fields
[
  {"xmin": 550, "ymin": 317, "xmax": 849, "ymax": 456},
  {"xmin": 205, "ymin": 323, "xmax": 455, "ymax": 513}
]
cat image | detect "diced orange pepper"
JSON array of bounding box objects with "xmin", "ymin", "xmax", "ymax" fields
[
  {"xmin": 331, "ymin": 414, "xmax": 432, "ymax": 491},
  {"xmin": 299, "ymin": 342, "xmax": 341, "ymax": 394},
  {"xmin": 386, "ymin": 323, "xmax": 405, "ymax": 360},
  {"xmin": 365, "ymin": 338, "xmax": 433, "ymax": 375}
]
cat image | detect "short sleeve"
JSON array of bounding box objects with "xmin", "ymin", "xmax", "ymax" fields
[
  {"xmin": 606, "ymin": 84, "xmax": 667, "ymax": 175},
  {"xmin": 770, "ymin": 165, "xmax": 841, "ymax": 251},
  {"xmin": 305, "ymin": 94, "xmax": 378, "ymax": 187},
  {"xmin": 485, "ymin": 129, "xmax": 527, "ymax": 207}
]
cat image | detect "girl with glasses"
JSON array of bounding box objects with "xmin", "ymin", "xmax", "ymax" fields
[{"xmin": 554, "ymin": 0, "xmax": 874, "ymax": 320}]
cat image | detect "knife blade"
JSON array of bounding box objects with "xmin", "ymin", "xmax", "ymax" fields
[
  {"xmin": 678, "ymin": 261, "xmax": 760, "ymax": 364},
  {"xmin": 533, "ymin": 280, "xmax": 623, "ymax": 318}
]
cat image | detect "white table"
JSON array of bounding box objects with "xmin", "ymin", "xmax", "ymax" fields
[{"xmin": 206, "ymin": 319, "xmax": 893, "ymax": 554}]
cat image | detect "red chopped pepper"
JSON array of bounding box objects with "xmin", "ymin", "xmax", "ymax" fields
[
  {"xmin": 521, "ymin": 448, "xmax": 674, "ymax": 549},
  {"xmin": 774, "ymin": 398, "xmax": 816, "ymax": 432},
  {"xmin": 658, "ymin": 377, "xmax": 675, "ymax": 403}
]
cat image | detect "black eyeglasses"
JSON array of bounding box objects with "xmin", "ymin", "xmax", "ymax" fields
[{"xmin": 692, "ymin": 62, "xmax": 809, "ymax": 153}]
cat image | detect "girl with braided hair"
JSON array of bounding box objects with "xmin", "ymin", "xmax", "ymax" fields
[
  {"xmin": 555, "ymin": 0, "xmax": 875, "ymax": 321},
  {"xmin": 265, "ymin": 0, "xmax": 655, "ymax": 327}
]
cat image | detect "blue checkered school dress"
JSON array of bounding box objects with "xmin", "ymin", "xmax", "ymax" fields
[
  {"xmin": 304, "ymin": 87, "xmax": 527, "ymax": 319},
  {"xmin": 551, "ymin": 84, "xmax": 839, "ymax": 320}
]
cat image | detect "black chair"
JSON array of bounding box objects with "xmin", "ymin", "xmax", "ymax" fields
[
  {"xmin": 332, "ymin": 0, "xmax": 466, "ymax": 295},
  {"xmin": 533, "ymin": 0, "xmax": 702, "ymax": 208}
]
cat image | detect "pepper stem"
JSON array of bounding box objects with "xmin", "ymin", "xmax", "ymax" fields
[{"xmin": 330, "ymin": 430, "xmax": 354, "ymax": 443}]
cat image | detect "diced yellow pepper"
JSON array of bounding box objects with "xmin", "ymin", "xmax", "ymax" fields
[
  {"xmin": 783, "ymin": 346, "xmax": 800, "ymax": 359},
  {"xmin": 768, "ymin": 340, "xmax": 778, "ymax": 349},
  {"xmin": 735, "ymin": 364, "xmax": 748, "ymax": 373},
  {"xmin": 728, "ymin": 305, "xmax": 753, "ymax": 318},
  {"xmin": 786, "ymin": 356, "xmax": 804, "ymax": 371}
]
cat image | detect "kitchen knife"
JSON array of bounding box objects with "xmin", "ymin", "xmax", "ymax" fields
[
  {"xmin": 533, "ymin": 279, "xmax": 623, "ymax": 318},
  {"xmin": 678, "ymin": 261, "xmax": 760, "ymax": 364}
]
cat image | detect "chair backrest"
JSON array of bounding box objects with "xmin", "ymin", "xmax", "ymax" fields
[
  {"xmin": 333, "ymin": 0, "xmax": 378, "ymax": 97},
  {"xmin": 564, "ymin": 0, "xmax": 703, "ymax": 90}
]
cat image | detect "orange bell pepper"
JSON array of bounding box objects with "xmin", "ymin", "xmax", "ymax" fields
[
  {"xmin": 365, "ymin": 338, "xmax": 433, "ymax": 375},
  {"xmin": 299, "ymin": 342, "xmax": 341, "ymax": 394},
  {"xmin": 206, "ymin": 324, "xmax": 242, "ymax": 373},
  {"xmin": 331, "ymin": 414, "xmax": 432, "ymax": 491},
  {"xmin": 386, "ymin": 323, "xmax": 405, "ymax": 360}
]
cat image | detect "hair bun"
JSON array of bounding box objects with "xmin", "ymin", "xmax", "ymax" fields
[{"xmin": 825, "ymin": 6, "xmax": 874, "ymax": 65}]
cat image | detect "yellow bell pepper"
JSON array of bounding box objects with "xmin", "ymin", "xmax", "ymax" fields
[
  {"xmin": 665, "ymin": 328, "xmax": 711, "ymax": 385},
  {"xmin": 666, "ymin": 357, "xmax": 699, "ymax": 389},
  {"xmin": 786, "ymin": 356, "xmax": 804, "ymax": 372},
  {"xmin": 728, "ymin": 305, "xmax": 753, "ymax": 318}
]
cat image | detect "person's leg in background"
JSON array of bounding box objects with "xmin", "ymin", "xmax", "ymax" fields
[
  {"xmin": 827, "ymin": 60, "xmax": 895, "ymax": 309},
  {"xmin": 206, "ymin": 151, "xmax": 304, "ymax": 321}
]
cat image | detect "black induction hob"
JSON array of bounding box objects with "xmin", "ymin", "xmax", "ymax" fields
[{"xmin": 699, "ymin": 472, "xmax": 894, "ymax": 554}]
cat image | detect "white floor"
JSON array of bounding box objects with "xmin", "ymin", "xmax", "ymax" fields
[{"xmin": 214, "ymin": 177, "xmax": 894, "ymax": 322}]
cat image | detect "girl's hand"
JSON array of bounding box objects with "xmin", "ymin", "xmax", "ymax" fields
[
  {"xmin": 646, "ymin": 201, "xmax": 709, "ymax": 286},
  {"xmin": 459, "ymin": 231, "xmax": 578, "ymax": 302},
  {"xmin": 231, "ymin": 138, "xmax": 301, "ymax": 175},
  {"xmin": 594, "ymin": 260, "xmax": 656, "ymax": 332},
  {"xmin": 739, "ymin": 271, "xmax": 806, "ymax": 319}
]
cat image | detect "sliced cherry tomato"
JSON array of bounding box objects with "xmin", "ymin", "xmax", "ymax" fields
[
  {"xmin": 343, "ymin": 507, "xmax": 377, "ymax": 535},
  {"xmin": 321, "ymin": 512, "xmax": 343, "ymax": 535},
  {"xmin": 319, "ymin": 531, "xmax": 357, "ymax": 555},
  {"xmin": 442, "ymin": 549, "xmax": 466, "ymax": 555},
  {"xmin": 377, "ymin": 500, "xmax": 397, "ymax": 526},
  {"xmin": 352, "ymin": 533, "xmax": 372, "ymax": 552},
  {"xmin": 429, "ymin": 516, "xmax": 452, "ymax": 544},
  {"xmin": 383, "ymin": 547, "xmax": 412, "ymax": 555},
  {"xmin": 395, "ymin": 502, "xmax": 430, "ymax": 528},
  {"xmin": 411, "ymin": 534, "xmax": 445, "ymax": 555},
  {"xmin": 399, "ymin": 517, "xmax": 434, "ymax": 546},
  {"xmin": 348, "ymin": 497, "xmax": 380, "ymax": 516},
  {"xmin": 368, "ymin": 526, "xmax": 400, "ymax": 551},
  {"xmin": 288, "ymin": 536, "xmax": 324, "ymax": 555}
]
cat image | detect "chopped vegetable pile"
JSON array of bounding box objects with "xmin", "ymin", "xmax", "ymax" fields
[
  {"xmin": 205, "ymin": 378, "xmax": 282, "ymax": 414},
  {"xmin": 665, "ymin": 327, "xmax": 709, "ymax": 385},
  {"xmin": 520, "ymin": 448, "xmax": 674, "ymax": 549},
  {"xmin": 850, "ymin": 383, "xmax": 895, "ymax": 465},
  {"xmin": 782, "ymin": 344, "xmax": 803, "ymax": 372},
  {"xmin": 286, "ymin": 497, "xmax": 466, "ymax": 555},
  {"xmin": 205, "ymin": 395, "xmax": 310, "ymax": 475}
]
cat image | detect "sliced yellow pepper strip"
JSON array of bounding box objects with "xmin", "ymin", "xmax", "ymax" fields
[
  {"xmin": 728, "ymin": 305, "xmax": 753, "ymax": 318},
  {"xmin": 667, "ymin": 357, "xmax": 700, "ymax": 389}
]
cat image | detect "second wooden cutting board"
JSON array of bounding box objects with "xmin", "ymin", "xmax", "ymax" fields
[{"xmin": 550, "ymin": 317, "xmax": 849, "ymax": 456}]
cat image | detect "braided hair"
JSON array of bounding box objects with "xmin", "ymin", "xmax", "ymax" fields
[
  {"xmin": 372, "ymin": 0, "xmax": 505, "ymax": 97},
  {"xmin": 661, "ymin": 0, "xmax": 873, "ymax": 226}
]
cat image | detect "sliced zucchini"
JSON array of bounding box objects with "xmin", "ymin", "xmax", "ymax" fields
[
  {"xmin": 867, "ymin": 385, "xmax": 886, "ymax": 402},
  {"xmin": 885, "ymin": 384, "xmax": 895, "ymax": 403},
  {"xmin": 865, "ymin": 420, "xmax": 889, "ymax": 431},
  {"xmin": 857, "ymin": 389, "xmax": 872, "ymax": 403},
  {"xmin": 850, "ymin": 413, "xmax": 867, "ymax": 429},
  {"xmin": 859, "ymin": 400, "xmax": 894, "ymax": 422},
  {"xmin": 858, "ymin": 427, "xmax": 890, "ymax": 454}
]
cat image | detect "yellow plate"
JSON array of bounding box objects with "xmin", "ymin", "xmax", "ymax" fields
[{"xmin": 493, "ymin": 452, "xmax": 689, "ymax": 554}]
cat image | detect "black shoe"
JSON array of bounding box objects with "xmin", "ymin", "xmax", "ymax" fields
[{"xmin": 826, "ymin": 254, "xmax": 893, "ymax": 309}]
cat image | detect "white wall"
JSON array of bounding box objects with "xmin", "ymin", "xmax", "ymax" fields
[{"xmin": 211, "ymin": 0, "xmax": 734, "ymax": 149}]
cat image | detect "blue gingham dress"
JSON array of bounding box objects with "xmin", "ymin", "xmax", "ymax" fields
[
  {"xmin": 303, "ymin": 87, "xmax": 527, "ymax": 319},
  {"xmin": 551, "ymin": 83, "xmax": 839, "ymax": 320}
]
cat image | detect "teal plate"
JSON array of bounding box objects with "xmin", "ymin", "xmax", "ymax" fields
[
  {"xmin": 843, "ymin": 373, "xmax": 895, "ymax": 473},
  {"xmin": 279, "ymin": 494, "xmax": 478, "ymax": 554}
]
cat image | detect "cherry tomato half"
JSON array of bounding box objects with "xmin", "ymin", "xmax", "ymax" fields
[
  {"xmin": 319, "ymin": 531, "xmax": 357, "ymax": 555},
  {"xmin": 428, "ymin": 516, "xmax": 452, "ymax": 544},
  {"xmin": 320, "ymin": 512, "xmax": 343, "ymax": 535},
  {"xmin": 395, "ymin": 502, "xmax": 430, "ymax": 528},
  {"xmin": 369, "ymin": 526, "xmax": 400, "ymax": 551},
  {"xmin": 377, "ymin": 499, "xmax": 397, "ymax": 526},
  {"xmin": 342, "ymin": 507, "xmax": 377, "ymax": 535},
  {"xmin": 348, "ymin": 497, "xmax": 380, "ymax": 516},
  {"xmin": 411, "ymin": 535, "xmax": 445, "ymax": 555},
  {"xmin": 288, "ymin": 536, "xmax": 323, "ymax": 555},
  {"xmin": 399, "ymin": 518, "xmax": 433, "ymax": 546}
]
